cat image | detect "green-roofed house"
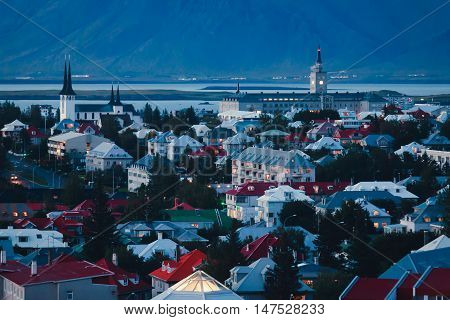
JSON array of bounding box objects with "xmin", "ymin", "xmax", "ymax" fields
[{"xmin": 163, "ymin": 209, "xmax": 232, "ymax": 230}]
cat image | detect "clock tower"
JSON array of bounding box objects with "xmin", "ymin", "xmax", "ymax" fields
[{"xmin": 310, "ymin": 47, "xmax": 327, "ymax": 94}]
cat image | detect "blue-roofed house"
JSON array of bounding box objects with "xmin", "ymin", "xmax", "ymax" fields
[
  {"xmin": 361, "ymin": 134, "xmax": 395, "ymax": 150},
  {"xmin": 315, "ymin": 190, "xmax": 403, "ymax": 214},
  {"xmin": 148, "ymin": 131, "xmax": 177, "ymax": 158},
  {"xmin": 379, "ymin": 247, "xmax": 450, "ymax": 279},
  {"xmin": 50, "ymin": 118, "xmax": 79, "ymax": 135},
  {"xmin": 421, "ymin": 133, "xmax": 450, "ymax": 151}
]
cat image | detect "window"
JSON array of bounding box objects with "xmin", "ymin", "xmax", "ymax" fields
[
  {"xmin": 36, "ymin": 234, "xmax": 42, "ymax": 239},
  {"xmin": 92, "ymin": 113, "xmax": 94, "ymax": 119},
  {"xmin": 18, "ymin": 236, "xmax": 28, "ymax": 242},
  {"xmin": 66, "ymin": 291, "xmax": 73, "ymax": 300},
  {"xmin": 373, "ymin": 222, "xmax": 379, "ymax": 229}
]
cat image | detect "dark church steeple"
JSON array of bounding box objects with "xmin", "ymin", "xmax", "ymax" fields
[
  {"xmin": 59, "ymin": 59, "xmax": 68, "ymax": 95},
  {"xmin": 236, "ymin": 82, "xmax": 240, "ymax": 94},
  {"xmin": 59, "ymin": 56, "xmax": 76, "ymax": 96},
  {"xmin": 115, "ymin": 84, "xmax": 122, "ymax": 105},
  {"xmin": 108, "ymin": 84, "xmax": 115, "ymax": 104},
  {"xmin": 316, "ymin": 46, "xmax": 322, "ymax": 65}
]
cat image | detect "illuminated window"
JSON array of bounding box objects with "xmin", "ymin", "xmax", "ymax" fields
[
  {"xmin": 13, "ymin": 212, "xmax": 18, "ymax": 217},
  {"xmin": 373, "ymin": 222, "xmax": 379, "ymax": 229},
  {"xmin": 22, "ymin": 211, "xmax": 28, "ymax": 217},
  {"xmin": 373, "ymin": 210, "xmax": 379, "ymax": 216},
  {"xmin": 424, "ymin": 217, "xmax": 431, "ymax": 223},
  {"xmin": 319, "ymin": 80, "xmax": 324, "ymax": 85}
]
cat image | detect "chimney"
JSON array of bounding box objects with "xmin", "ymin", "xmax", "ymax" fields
[
  {"xmin": 31, "ymin": 260, "xmax": 37, "ymax": 276},
  {"xmin": 112, "ymin": 253, "xmax": 118, "ymax": 266},
  {"xmin": 157, "ymin": 231, "xmax": 163, "ymax": 240},
  {"xmin": 0, "ymin": 250, "xmax": 6, "ymax": 264}
]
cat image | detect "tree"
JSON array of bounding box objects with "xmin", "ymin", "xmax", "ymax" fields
[
  {"xmin": 264, "ymin": 233, "xmax": 300, "ymax": 299},
  {"xmin": 142, "ymin": 103, "xmax": 153, "ymax": 124},
  {"xmin": 29, "ymin": 105, "xmax": 44, "ymax": 128},
  {"xmin": 62, "ymin": 173, "xmax": 85, "ymax": 206},
  {"xmin": 313, "ymin": 272, "xmax": 354, "ymax": 300},
  {"xmin": 314, "ymin": 213, "xmax": 343, "ymax": 268},
  {"xmin": 279, "ymin": 201, "xmax": 317, "ymax": 233},
  {"xmin": 82, "ymin": 174, "xmax": 116, "ymax": 261},
  {"xmin": 100, "ymin": 117, "xmax": 120, "ymax": 142},
  {"xmin": 176, "ymin": 180, "xmax": 219, "ymax": 209},
  {"xmin": 334, "ymin": 200, "xmax": 375, "ymax": 237},
  {"xmin": 152, "ymin": 107, "xmax": 162, "ymax": 129},
  {"xmin": 440, "ymin": 119, "xmax": 450, "ymax": 139}
]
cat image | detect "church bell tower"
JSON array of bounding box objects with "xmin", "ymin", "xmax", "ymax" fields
[{"xmin": 59, "ymin": 56, "xmax": 76, "ymax": 121}]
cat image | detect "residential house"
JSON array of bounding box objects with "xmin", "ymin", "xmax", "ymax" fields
[
  {"xmin": 361, "ymin": 134, "xmax": 395, "ymax": 150},
  {"xmin": 0, "ymin": 227, "xmax": 67, "ymax": 252},
  {"xmin": 226, "ymin": 258, "xmax": 313, "ymax": 300},
  {"xmin": 96, "ymin": 255, "xmax": 152, "ymax": 299},
  {"xmin": 148, "ymin": 131, "xmax": 176, "ymax": 157},
  {"xmin": 128, "ymin": 154, "xmax": 174, "ymax": 192},
  {"xmin": 76, "ymin": 122, "xmax": 101, "ymax": 136},
  {"xmin": 354, "ymin": 198, "xmax": 391, "ymax": 231},
  {"xmin": 394, "ymin": 142, "xmax": 425, "ymax": 158},
  {"xmin": 0, "ymin": 203, "xmax": 35, "ymax": 223},
  {"xmin": 152, "ymin": 271, "xmax": 243, "ymax": 300},
  {"xmin": 26, "ymin": 126, "xmax": 46, "ymax": 145},
  {"xmin": 0, "ymin": 256, "xmax": 116, "ymax": 300},
  {"xmin": 421, "ymin": 149, "xmax": 450, "ymax": 168},
  {"xmin": 223, "ymin": 132, "xmax": 255, "ymax": 156},
  {"xmin": 47, "ymin": 131, "xmax": 111, "ymax": 164},
  {"xmin": 1, "ymin": 119, "xmax": 28, "ymax": 140},
  {"xmin": 149, "ymin": 249, "xmax": 206, "ymax": 297},
  {"xmin": 167, "ymin": 135, "xmax": 203, "ymax": 162},
  {"xmin": 399, "ymin": 196, "xmax": 445, "ymax": 233},
  {"xmin": 421, "ymin": 133, "xmax": 450, "ymax": 151},
  {"xmin": 50, "ymin": 119, "xmax": 79, "ymax": 135},
  {"xmin": 240, "ymin": 233, "xmax": 279, "ymax": 261},
  {"xmin": 344, "ymin": 181, "xmax": 418, "ymax": 200},
  {"xmin": 256, "ymin": 185, "xmax": 314, "ymax": 227},
  {"xmin": 85, "ymin": 142, "xmax": 133, "ymax": 171},
  {"xmin": 127, "ymin": 239, "xmax": 189, "ymax": 261},
  {"xmin": 231, "ymin": 147, "xmax": 316, "ymax": 185},
  {"xmin": 306, "ymin": 121, "xmax": 338, "ymax": 141},
  {"xmin": 190, "ymin": 124, "xmax": 211, "ymax": 142},
  {"xmin": 203, "ymin": 127, "xmax": 234, "ymax": 146},
  {"xmin": 304, "ymin": 136, "xmax": 344, "ymax": 155}
]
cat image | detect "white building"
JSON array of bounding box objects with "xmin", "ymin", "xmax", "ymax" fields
[
  {"xmin": 421, "ymin": 149, "xmax": 450, "ymax": 168},
  {"xmin": 128, "ymin": 239, "xmax": 188, "ymax": 261},
  {"xmin": 167, "ymin": 135, "xmax": 203, "ymax": 162},
  {"xmin": 304, "ymin": 136, "xmax": 344, "ymax": 155},
  {"xmin": 0, "ymin": 227, "xmax": 67, "ymax": 249},
  {"xmin": 256, "ymin": 185, "xmax": 314, "ymax": 227},
  {"xmin": 128, "ymin": 154, "xmax": 163, "ymax": 192},
  {"xmin": 231, "ymin": 147, "xmax": 315, "ymax": 185},
  {"xmin": 85, "ymin": 142, "xmax": 133, "ymax": 171},
  {"xmin": 310, "ymin": 47, "xmax": 327, "ymax": 94},
  {"xmin": 148, "ymin": 131, "xmax": 176, "ymax": 157},
  {"xmin": 58, "ymin": 59, "xmax": 140, "ymax": 124},
  {"xmin": 1, "ymin": 120, "xmax": 28, "ymax": 139},
  {"xmin": 394, "ymin": 142, "xmax": 425, "ymax": 158},
  {"xmin": 344, "ymin": 181, "xmax": 418, "ymax": 200},
  {"xmin": 190, "ymin": 124, "xmax": 211, "ymax": 142},
  {"xmin": 47, "ymin": 131, "xmax": 111, "ymax": 160}
]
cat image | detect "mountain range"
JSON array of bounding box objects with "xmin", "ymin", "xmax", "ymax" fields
[{"xmin": 0, "ymin": 0, "xmax": 449, "ymax": 81}]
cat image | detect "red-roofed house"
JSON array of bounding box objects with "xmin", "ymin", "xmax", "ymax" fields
[
  {"xmin": 241, "ymin": 233, "xmax": 279, "ymax": 261},
  {"xmin": 26, "ymin": 126, "xmax": 46, "ymax": 145},
  {"xmin": 0, "ymin": 258, "xmax": 116, "ymax": 299},
  {"xmin": 149, "ymin": 249, "xmax": 206, "ymax": 297},
  {"xmin": 77, "ymin": 122, "xmax": 101, "ymax": 135},
  {"xmin": 407, "ymin": 108, "xmax": 430, "ymax": 120},
  {"xmin": 340, "ymin": 267, "xmax": 450, "ymax": 300},
  {"xmin": 96, "ymin": 255, "xmax": 152, "ymax": 299},
  {"xmin": 169, "ymin": 198, "xmax": 196, "ymax": 211},
  {"xmin": 13, "ymin": 218, "xmax": 53, "ymax": 230}
]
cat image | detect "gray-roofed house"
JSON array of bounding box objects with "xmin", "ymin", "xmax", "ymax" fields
[
  {"xmin": 421, "ymin": 133, "xmax": 450, "ymax": 151},
  {"xmin": 231, "ymin": 147, "xmax": 315, "ymax": 185},
  {"xmin": 148, "ymin": 131, "xmax": 177, "ymax": 157},
  {"xmin": 223, "ymin": 132, "xmax": 255, "ymax": 155},
  {"xmin": 85, "ymin": 142, "xmax": 133, "ymax": 171},
  {"xmin": 226, "ymin": 257, "xmax": 313, "ymax": 299},
  {"xmin": 399, "ymin": 196, "xmax": 446, "ymax": 232}
]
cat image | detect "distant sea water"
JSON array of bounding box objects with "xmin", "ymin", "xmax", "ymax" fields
[{"xmin": 1, "ymin": 82, "xmax": 449, "ymax": 112}]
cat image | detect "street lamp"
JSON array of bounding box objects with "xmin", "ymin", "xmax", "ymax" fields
[{"xmin": 283, "ymin": 214, "xmax": 298, "ymax": 227}]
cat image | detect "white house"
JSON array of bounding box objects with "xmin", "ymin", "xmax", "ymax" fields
[
  {"xmin": 148, "ymin": 131, "xmax": 176, "ymax": 157},
  {"xmin": 394, "ymin": 142, "xmax": 425, "ymax": 158},
  {"xmin": 256, "ymin": 185, "xmax": 314, "ymax": 227},
  {"xmin": 127, "ymin": 154, "xmax": 173, "ymax": 192},
  {"xmin": 166, "ymin": 135, "xmax": 203, "ymax": 162},
  {"xmin": 0, "ymin": 227, "xmax": 67, "ymax": 249},
  {"xmin": 127, "ymin": 239, "xmax": 188, "ymax": 261},
  {"xmin": 190, "ymin": 124, "xmax": 211, "ymax": 142},
  {"xmin": 344, "ymin": 181, "xmax": 418, "ymax": 200},
  {"xmin": 1, "ymin": 120, "xmax": 28, "ymax": 139},
  {"xmin": 85, "ymin": 142, "xmax": 133, "ymax": 171},
  {"xmin": 304, "ymin": 136, "xmax": 344, "ymax": 155}
]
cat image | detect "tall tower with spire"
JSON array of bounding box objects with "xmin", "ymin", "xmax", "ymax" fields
[
  {"xmin": 309, "ymin": 46, "xmax": 327, "ymax": 94},
  {"xmin": 59, "ymin": 56, "xmax": 76, "ymax": 120}
]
